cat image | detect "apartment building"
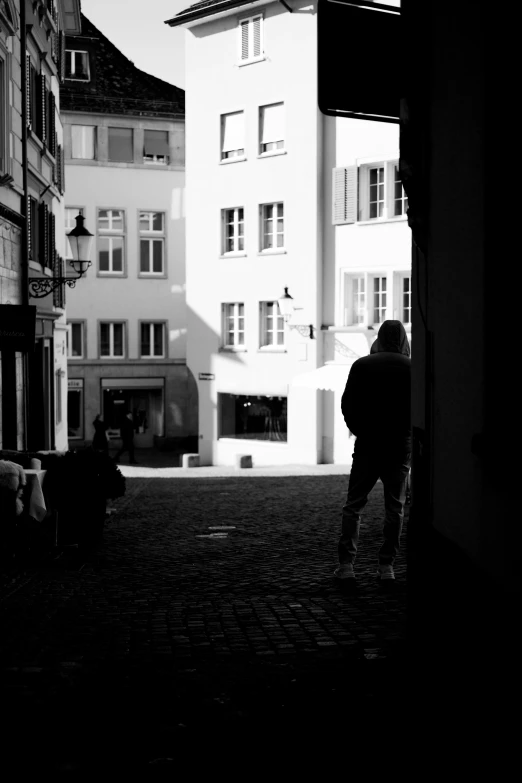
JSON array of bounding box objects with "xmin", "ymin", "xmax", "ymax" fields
[
  {"xmin": 1, "ymin": 0, "xmax": 81, "ymax": 452},
  {"xmin": 166, "ymin": 0, "xmax": 410, "ymax": 466},
  {"xmin": 60, "ymin": 13, "xmax": 197, "ymax": 453}
]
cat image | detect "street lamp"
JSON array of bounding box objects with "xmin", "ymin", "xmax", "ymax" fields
[
  {"xmin": 277, "ymin": 287, "xmax": 315, "ymax": 339},
  {"xmin": 29, "ymin": 214, "xmax": 94, "ymax": 299}
]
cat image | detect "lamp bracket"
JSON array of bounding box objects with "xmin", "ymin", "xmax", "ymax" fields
[
  {"xmin": 29, "ymin": 276, "xmax": 80, "ymax": 299},
  {"xmin": 289, "ymin": 324, "xmax": 315, "ymax": 339}
]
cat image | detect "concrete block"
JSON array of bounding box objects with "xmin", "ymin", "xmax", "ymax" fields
[
  {"xmin": 182, "ymin": 453, "xmax": 200, "ymax": 468},
  {"xmin": 236, "ymin": 454, "xmax": 253, "ymax": 469}
]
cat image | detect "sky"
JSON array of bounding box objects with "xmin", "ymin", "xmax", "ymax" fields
[{"xmin": 80, "ymin": 0, "xmax": 189, "ymax": 89}]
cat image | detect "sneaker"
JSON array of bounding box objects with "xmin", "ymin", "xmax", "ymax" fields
[
  {"xmin": 376, "ymin": 564, "xmax": 395, "ymax": 580},
  {"xmin": 334, "ymin": 563, "xmax": 356, "ymax": 580}
]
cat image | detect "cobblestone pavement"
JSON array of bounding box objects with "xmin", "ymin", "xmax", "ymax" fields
[{"xmin": 1, "ymin": 472, "xmax": 413, "ymax": 775}]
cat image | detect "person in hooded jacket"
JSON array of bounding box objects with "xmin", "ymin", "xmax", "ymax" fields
[{"xmin": 335, "ymin": 320, "xmax": 411, "ymax": 582}]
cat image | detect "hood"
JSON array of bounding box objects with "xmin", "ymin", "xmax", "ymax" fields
[{"xmin": 370, "ymin": 320, "xmax": 410, "ymax": 357}]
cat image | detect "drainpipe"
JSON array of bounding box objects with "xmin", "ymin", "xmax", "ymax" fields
[
  {"xmin": 279, "ymin": 0, "xmax": 293, "ymax": 11},
  {"xmin": 20, "ymin": 0, "xmax": 30, "ymax": 449}
]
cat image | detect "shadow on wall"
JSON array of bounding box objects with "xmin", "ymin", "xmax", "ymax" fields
[{"xmin": 185, "ymin": 302, "xmax": 246, "ymax": 462}]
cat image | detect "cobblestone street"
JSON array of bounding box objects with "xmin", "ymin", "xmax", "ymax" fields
[{"xmin": 1, "ymin": 468, "xmax": 413, "ymax": 775}]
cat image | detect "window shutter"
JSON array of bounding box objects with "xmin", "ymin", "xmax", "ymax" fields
[
  {"xmin": 59, "ymin": 32, "xmax": 66, "ymax": 82},
  {"xmin": 144, "ymin": 130, "xmax": 169, "ymax": 157},
  {"xmin": 222, "ymin": 112, "xmax": 244, "ymax": 153},
  {"xmin": 53, "ymin": 255, "xmax": 65, "ymax": 309},
  {"xmin": 332, "ymin": 165, "xmax": 357, "ymax": 225},
  {"xmin": 27, "ymin": 196, "xmax": 32, "ymax": 258},
  {"xmin": 240, "ymin": 20, "xmax": 249, "ymax": 60},
  {"xmin": 60, "ymin": 144, "xmax": 65, "ymax": 194},
  {"xmin": 260, "ymin": 103, "xmax": 284, "ymax": 145},
  {"xmin": 25, "ymin": 54, "xmax": 31, "ymax": 129},
  {"xmin": 48, "ymin": 211, "xmax": 56, "ymax": 270},
  {"xmin": 37, "ymin": 74, "xmax": 47, "ymax": 144},
  {"xmin": 253, "ymin": 17, "xmax": 261, "ymax": 58},
  {"xmin": 39, "ymin": 203, "xmax": 49, "ymax": 266},
  {"xmin": 48, "ymin": 92, "xmax": 56, "ymax": 157}
]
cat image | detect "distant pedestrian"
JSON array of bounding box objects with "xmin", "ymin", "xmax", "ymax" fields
[
  {"xmin": 114, "ymin": 412, "xmax": 138, "ymax": 465},
  {"xmin": 335, "ymin": 320, "xmax": 411, "ymax": 582},
  {"xmin": 92, "ymin": 414, "xmax": 109, "ymax": 453}
]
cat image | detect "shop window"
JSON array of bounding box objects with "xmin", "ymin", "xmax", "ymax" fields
[{"xmin": 219, "ymin": 393, "xmax": 287, "ymax": 442}]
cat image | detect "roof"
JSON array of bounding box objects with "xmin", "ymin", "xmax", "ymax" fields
[
  {"xmin": 61, "ymin": 14, "xmax": 185, "ymax": 118},
  {"xmin": 165, "ymin": 0, "xmax": 264, "ymax": 27}
]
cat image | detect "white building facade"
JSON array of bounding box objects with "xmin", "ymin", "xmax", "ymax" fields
[
  {"xmin": 61, "ymin": 14, "xmax": 197, "ymax": 452},
  {"xmin": 168, "ymin": 0, "xmax": 410, "ymax": 467}
]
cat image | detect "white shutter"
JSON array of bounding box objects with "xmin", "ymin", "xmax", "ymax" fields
[
  {"xmin": 261, "ymin": 103, "xmax": 284, "ymax": 145},
  {"xmin": 240, "ymin": 16, "xmax": 262, "ymax": 61},
  {"xmin": 222, "ymin": 112, "xmax": 244, "ymax": 153},
  {"xmin": 71, "ymin": 125, "xmax": 94, "ymax": 159},
  {"xmin": 241, "ymin": 20, "xmax": 249, "ymax": 60},
  {"xmin": 253, "ymin": 16, "xmax": 262, "ymax": 57},
  {"xmin": 332, "ymin": 166, "xmax": 358, "ymax": 225}
]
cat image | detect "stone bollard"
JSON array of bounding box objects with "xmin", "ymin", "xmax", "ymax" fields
[
  {"xmin": 182, "ymin": 453, "xmax": 200, "ymax": 468},
  {"xmin": 235, "ymin": 454, "xmax": 253, "ymax": 469}
]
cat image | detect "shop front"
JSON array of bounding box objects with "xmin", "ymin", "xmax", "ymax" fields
[{"xmin": 101, "ymin": 378, "xmax": 165, "ymax": 448}]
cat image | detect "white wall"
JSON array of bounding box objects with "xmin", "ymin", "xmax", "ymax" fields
[{"xmin": 185, "ymin": 1, "xmax": 323, "ymax": 465}]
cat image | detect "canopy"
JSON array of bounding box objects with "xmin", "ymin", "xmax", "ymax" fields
[{"xmin": 291, "ymin": 362, "xmax": 353, "ymax": 393}]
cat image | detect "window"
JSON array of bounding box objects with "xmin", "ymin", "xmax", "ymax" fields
[
  {"xmin": 65, "ymin": 207, "xmax": 84, "ymax": 260},
  {"xmin": 222, "ymin": 208, "xmax": 244, "ymax": 254},
  {"xmin": 71, "ymin": 125, "xmax": 95, "ymax": 159},
  {"xmin": 67, "ymin": 322, "xmax": 84, "ymax": 358},
  {"xmin": 393, "ymin": 164, "xmax": 408, "ymax": 217},
  {"xmin": 239, "ymin": 15, "xmax": 263, "ymax": 63},
  {"xmin": 98, "ymin": 209, "xmax": 125, "ymax": 274},
  {"xmin": 352, "ymin": 276, "xmax": 366, "ymax": 325},
  {"xmin": 359, "ymin": 161, "xmax": 408, "ymax": 222},
  {"xmin": 100, "ymin": 322, "xmax": 125, "ymax": 358},
  {"xmin": 219, "ymin": 394, "xmax": 287, "ymax": 442},
  {"xmin": 260, "ymin": 302, "xmax": 285, "ymax": 348},
  {"xmin": 332, "ymin": 160, "xmax": 408, "ymax": 225},
  {"xmin": 221, "ymin": 112, "xmax": 245, "ymax": 160},
  {"xmin": 373, "ymin": 276, "xmax": 387, "ymax": 325},
  {"xmin": 65, "ymin": 50, "xmax": 90, "ymax": 81},
  {"xmin": 139, "ymin": 211, "xmax": 165, "ymax": 275},
  {"xmin": 261, "ymin": 202, "xmax": 284, "ymax": 250},
  {"xmin": 108, "ymin": 127, "xmax": 133, "ymax": 162},
  {"xmin": 342, "ymin": 272, "xmax": 390, "ymax": 326},
  {"xmin": 395, "ymin": 273, "xmax": 412, "ymax": 325},
  {"xmin": 222, "ymin": 303, "xmax": 245, "ymax": 348},
  {"xmin": 140, "ymin": 323, "xmax": 165, "ymax": 358},
  {"xmin": 259, "ymin": 103, "xmax": 284, "ymax": 154},
  {"xmin": 67, "ymin": 379, "xmax": 84, "ymax": 439},
  {"xmin": 143, "ymin": 130, "xmax": 169, "ymax": 164},
  {"xmin": 369, "ymin": 166, "xmax": 385, "ymax": 219}
]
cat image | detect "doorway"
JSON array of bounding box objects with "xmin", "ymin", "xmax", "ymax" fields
[{"xmin": 103, "ymin": 387, "xmax": 164, "ymax": 448}]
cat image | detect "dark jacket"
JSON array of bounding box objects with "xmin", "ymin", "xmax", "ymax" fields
[
  {"xmin": 92, "ymin": 417, "xmax": 108, "ymax": 450},
  {"xmin": 341, "ymin": 320, "xmax": 411, "ymax": 447},
  {"xmin": 120, "ymin": 416, "xmax": 134, "ymax": 443}
]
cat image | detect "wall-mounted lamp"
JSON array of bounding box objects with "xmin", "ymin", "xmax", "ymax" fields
[
  {"xmin": 277, "ymin": 287, "xmax": 315, "ymax": 339},
  {"xmin": 29, "ymin": 214, "xmax": 94, "ymax": 299}
]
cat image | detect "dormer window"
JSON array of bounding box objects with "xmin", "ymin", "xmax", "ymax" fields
[{"xmin": 65, "ymin": 50, "xmax": 90, "ymax": 82}]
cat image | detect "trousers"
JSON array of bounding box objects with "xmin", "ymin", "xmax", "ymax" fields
[
  {"xmin": 339, "ymin": 436, "xmax": 411, "ymax": 566},
  {"xmin": 114, "ymin": 439, "xmax": 135, "ymax": 463}
]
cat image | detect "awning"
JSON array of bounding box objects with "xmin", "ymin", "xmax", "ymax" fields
[{"xmin": 291, "ymin": 363, "xmax": 353, "ymax": 393}]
